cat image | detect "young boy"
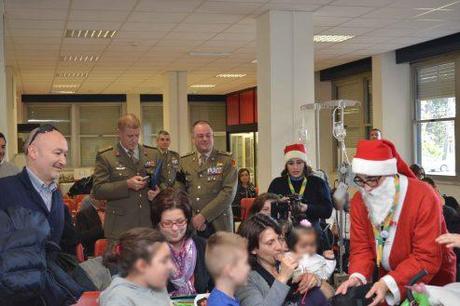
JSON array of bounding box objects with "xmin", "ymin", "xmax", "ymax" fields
[{"xmin": 206, "ymin": 232, "xmax": 250, "ymax": 306}]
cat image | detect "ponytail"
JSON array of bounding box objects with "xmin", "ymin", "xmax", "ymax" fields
[{"xmin": 102, "ymin": 227, "xmax": 166, "ymax": 277}]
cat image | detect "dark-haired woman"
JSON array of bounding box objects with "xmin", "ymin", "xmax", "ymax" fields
[
  {"xmin": 232, "ymin": 168, "xmax": 258, "ymax": 219},
  {"xmin": 151, "ymin": 187, "xmax": 213, "ymax": 296},
  {"xmin": 268, "ymin": 144, "xmax": 332, "ymax": 229},
  {"xmin": 236, "ymin": 214, "xmax": 327, "ymax": 306}
]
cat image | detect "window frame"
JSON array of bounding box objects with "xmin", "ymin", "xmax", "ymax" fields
[{"xmin": 411, "ymin": 53, "xmax": 460, "ymax": 182}]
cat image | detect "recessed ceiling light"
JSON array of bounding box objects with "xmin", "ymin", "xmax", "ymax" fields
[
  {"xmin": 251, "ymin": 59, "xmax": 257, "ymax": 64},
  {"xmin": 55, "ymin": 72, "xmax": 88, "ymax": 78},
  {"xmin": 65, "ymin": 29, "xmax": 117, "ymax": 39},
  {"xmin": 313, "ymin": 35, "xmax": 354, "ymax": 43},
  {"xmin": 189, "ymin": 51, "xmax": 231, "ymax": 57},
  {"xmin": 216, "ymin": 73, "xmax": 247, "ymax": 78},
  {"xmin": 60, "ymin": 55, "xmax": 100, "ymax": 63},
  {"xmin": 50, "ymin": 90, "xmax": 76, "ymax": 94},
  {"xmin": 52, "ymin": 84, "xmax": 79, "ymax": 89},
  {"xmin": 190, "ymin": 84, "xmax": 216, "ymax": 88}
]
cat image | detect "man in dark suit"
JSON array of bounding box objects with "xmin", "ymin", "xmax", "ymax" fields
[
  {"xmin": 0, "ymin": 124, "xmax": 72, "ymax": 246},
  {"xmin": 0, "ymin": 124, "xmax": 84, "ymax": 305},
  {"xmin": 76, "ymin": 195, "xmax": 105, "ymax": 257}
]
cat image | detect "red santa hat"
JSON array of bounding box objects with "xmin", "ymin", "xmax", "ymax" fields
[
  {"xmin": 284, "ymin": 144, "xmax": 307, "ymax": 163},
  {"xmin": 352, "ymin": 139, "xmax": 416, "ymax": 178}
]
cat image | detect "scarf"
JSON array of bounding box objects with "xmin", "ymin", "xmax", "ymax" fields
[{"xmin": 169, "ymin": 238, "xmax": 197, "ymax": 296}]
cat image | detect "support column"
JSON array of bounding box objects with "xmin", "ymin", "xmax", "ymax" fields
[
  {"xmin": 315, "ymin": 72, "xmax": 335, "ymax": 176},
  {"xmin": 372, "ymin": 51, "xmax": 411, "ymax": 161},
  {"xmin": 257, "ymin": 10, "xmax": 316, "ymax": 190},
  {"xmin": 162, "ymin": 71, "xmax": 190, "ymax": 154},
  {"xmin": 126, "ymin": 94, "xmax": 142, "ymax": 142}
]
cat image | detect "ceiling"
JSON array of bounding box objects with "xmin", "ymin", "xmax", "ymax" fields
[{"xmin": 4, "ymin": 0, "xmax": 460, "ymax": 95}]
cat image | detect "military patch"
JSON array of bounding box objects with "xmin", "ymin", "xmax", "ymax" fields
[{"xmin": 144, "ymin": 160, "xmax": 156, "ymax": 168}]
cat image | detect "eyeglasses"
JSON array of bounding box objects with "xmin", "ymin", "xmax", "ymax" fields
[
  {"xmin": 353, "ymin": 175, "xmax": 382, "ymax": 188},
  {"xmin": 28, "ymin": 124, "xmax": 59, "ymax": 146},
  {"xmin": 160, "ymin": 218, "xmax": 187, "ymax": 228}
]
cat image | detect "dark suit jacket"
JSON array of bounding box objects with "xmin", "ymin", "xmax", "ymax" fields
[
  {"xmin": 0, "ymin": 168, "xmax": 67, "ymax": 245},
  {"xmin": 76, "ymin": 205, "xmax": 105, "ymax": 256}
]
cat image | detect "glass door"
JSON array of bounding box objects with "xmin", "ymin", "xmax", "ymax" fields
[{"xmin": 229, "ymin": 132, "xmax": 257, "ymax": 184}]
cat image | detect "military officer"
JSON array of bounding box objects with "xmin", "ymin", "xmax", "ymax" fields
[
  {"xmin": 178, "ymin": 120, "xmax": 237, "ymax": 237},
  {"xmin": 92, "ymin": 114, "xmax": 161, "ymax": 242},
  {"xmin": 156, "ymin": 130, "xmax": 180, "ymax": 189}
]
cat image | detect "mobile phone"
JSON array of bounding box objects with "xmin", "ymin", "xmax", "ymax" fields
[{"xmin": 142, "ymin": 176, "xmax": 149, "ymax": 181}]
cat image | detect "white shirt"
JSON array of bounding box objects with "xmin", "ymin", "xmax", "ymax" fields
[{"xmin": 119, "ymin": 142, "xmax": 139, "ymax": 160}]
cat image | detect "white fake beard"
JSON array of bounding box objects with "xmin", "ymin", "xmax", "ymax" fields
[{"xmin": 359, "ymin": 176, "xmax": 396, "ymax": 226}]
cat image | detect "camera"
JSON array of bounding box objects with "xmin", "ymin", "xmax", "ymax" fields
[{"xmin": 270, "ymin": 194, "xmax": 305, "ymax": 222}]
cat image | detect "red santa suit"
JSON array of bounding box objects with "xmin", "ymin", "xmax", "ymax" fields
[{"xmin": 348, "ymin": 140, "xmax": 456, "ymax": 305}]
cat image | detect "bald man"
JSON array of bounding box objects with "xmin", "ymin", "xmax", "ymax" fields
[{"xmin": 0, "ymin": 125, "xmax": 84, "ymax": 306}]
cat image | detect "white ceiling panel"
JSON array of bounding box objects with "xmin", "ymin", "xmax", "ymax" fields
[
  {"xmin": 315, "ymin": 5, "xmax": 376, "ymax": 17},
  {"xmin": 69, "ymin": 10, "xmax": 129, "ymax": 22},
  {"xmin": 71, "ymin": 0, "xmax": 137, "ymax": 11},
  {"xmin": 128, "ymin": 12, "xmax": 188, "ymax": 23},
  {"xmin": 196, "ymin": 1, "xmax": 263, "ymax": 14},
  {"xmin": 5, "ymin": 0, "xmax": 460, "ymax": 94},
  {"xmin": 135, "ymin": 0, "xmax": 202, "ymax": 13},
  {"xmin": 182, "ymin": 13, "xmax": 245, "ymax": 24}
]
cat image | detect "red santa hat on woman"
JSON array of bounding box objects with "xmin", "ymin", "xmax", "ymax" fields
[
  {"xmin": 352, "ymin": 139, "xmax": 416, "ymax": 178},
  {"xmin": 284, "ymin": 144, "xmax": 307, "ymax": 163}
]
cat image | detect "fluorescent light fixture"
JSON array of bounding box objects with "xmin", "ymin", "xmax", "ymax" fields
[
  {"xmin": 189, "ymin": 51, "xmax": 231, "ymax": 57},
  {"xmin": 60, "ymin": 55, "xmax": 100, "ymax": 63},
  {"xmin": 190, "ymin": 84, "xmax": 216, "ymax": 88},
  {"xmin": 56, "ymin": 72, "xmax": 88, "ymax": 78},
  {"xmin": 251, "ymin": 59, "xmax": 257, "ymax": 64},
  {"xmin": 50, "ymin": 90, "xmax": 76, "ymax": 94},
  {"xmin": 52, "ymin": 84, "xmax": 79, "ymax": 89},
  {"xmin": 313, "ymin": 35, "xmax": 354, "ymax": 43},
  {"xmin": 216, "ymin": 73, "xmax": 246, "ymax": 78},
  {"xmin": 65, "ymin": 29, "xmax": 117, "ymax": 39}
]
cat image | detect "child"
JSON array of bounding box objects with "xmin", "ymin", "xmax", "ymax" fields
[
  {"xmin": 100, "ymin": 227, "xmax": 174, "ymax": 306},
  {"xmin": 206, "ymin": 231, "xmax": 251, "ymax": 306},
  {"xmin": 286, "ymin": 220, "xmax": 336, "ymax": 299}
]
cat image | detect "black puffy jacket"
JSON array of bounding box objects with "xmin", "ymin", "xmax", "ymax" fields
[{"xmin": 0, "ymin": 206, "xmax": 84, "ymax": 306}]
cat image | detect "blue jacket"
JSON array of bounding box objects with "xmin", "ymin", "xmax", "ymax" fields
[
  {"xmin": 0, "ymin": 168, "xmax": 66, "ymax": 244},
  {"xmin": 0, "ymin": 205, "xmax": 84, "ymax": 306}
]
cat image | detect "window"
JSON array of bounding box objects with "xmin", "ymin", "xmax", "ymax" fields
[
  {"xmin": 79, "ymin": 104, "xmax": 122, "ymax": 167},
  {"xmin": 190, "ymin": 102, "xmax": 227, "ymax": 152},
  {"xmin": 142, "ymin": 103, "xmax": 163, "ymax": 146},
  {"xmin": 415, "ymin": 61, "xmax": 456, "ymax": 176},
  {"xmin": 27, "ymin": 105, "xmax": 73, "ymax": 166}
]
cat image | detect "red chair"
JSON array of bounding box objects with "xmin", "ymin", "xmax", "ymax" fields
[
  {"xmin": 240, "ymin": 198, "xmax": 256, "ymax": 221},
  {"xmin": 76, "ymin": 243, "xmax": 85, "ymax": 263},
  {"xmin": 94, "ymin": 239, "xmax": 108, "ymax": 257},
  {"xmin": 72, "ymin": 291, "xmax": 100, "ymax": 306}
]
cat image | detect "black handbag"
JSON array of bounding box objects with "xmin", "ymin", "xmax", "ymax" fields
[{"xmin": 331, "ymin": 284, "xmax": 373, "ymax": 306}]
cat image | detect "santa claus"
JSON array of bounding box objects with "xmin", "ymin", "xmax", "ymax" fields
[{"xmin": 336, "ymin": 139, "xmax": 456, "ymax": 306}]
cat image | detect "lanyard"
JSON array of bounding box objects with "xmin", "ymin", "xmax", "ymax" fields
[
  {"xmin": 372, "ymin": 175, "xmax": 400, "ymax": 267},
  {"xmin": 288, "ymin": 176, "xmax": 307, "ymax": 195}
]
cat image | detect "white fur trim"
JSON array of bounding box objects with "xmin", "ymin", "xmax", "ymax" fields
[
  {"xmin": 285, "ymin": 151, "xmax": 307, "ymax": 163},
  {"xmin": 352, "ymin": 157, "xmax": 397, "ymax": 176}
]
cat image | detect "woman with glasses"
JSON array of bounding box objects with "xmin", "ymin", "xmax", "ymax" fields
[
  {"xmin": 151, "ymin": 188, "xmax": 212, "ymax": 297},
  {"xmin": 267, "ymin": 144, "xmax": 332, "ymax": 228}
]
